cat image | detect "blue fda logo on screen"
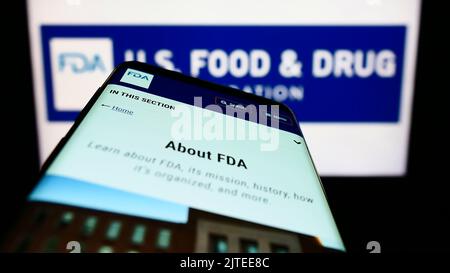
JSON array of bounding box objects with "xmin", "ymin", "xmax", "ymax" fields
[
  {"xmin": 42, "ymin": 25, "xmax": 406, "ymax": 122},
  {"xmin": 44, "ymin": 37, "xmax": 114, "ymax": 121},
  {"xmin": 58, "ymin": 52, "xmax": 107, "ymax": 74},
  {"xmin": 120, "ymin": 68, "xmax": 154, "ymax": 89}
]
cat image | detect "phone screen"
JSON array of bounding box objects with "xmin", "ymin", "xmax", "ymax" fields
[{"xmin": 3, "ymin": 62, "xmax": 344, "ymax": 253}]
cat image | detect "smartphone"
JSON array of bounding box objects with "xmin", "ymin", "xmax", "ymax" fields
[{"xmin": 1, "ymin": 62, "xmax": 344, "ymax": 253}]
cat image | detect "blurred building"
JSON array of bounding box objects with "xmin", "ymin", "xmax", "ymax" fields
[{"xmin": 2, "ymin": 202, "xmax": 328, "ymax": 253}]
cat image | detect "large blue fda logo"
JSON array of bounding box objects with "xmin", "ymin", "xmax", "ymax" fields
[
  {"xmin": 58, "ymin": 52, "xmax": 107, "ymax": 74},
  {"xmin": 44, "ymin": 38, "xmax": 113, "ymax": 120},
  {"xmin": 42, "ymin": 26, "xmax": 405, "ymax": 122}
]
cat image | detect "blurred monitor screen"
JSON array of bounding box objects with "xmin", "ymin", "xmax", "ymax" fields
[{"xmin": 27, "ymin": 0, "xmax": 421, "ymax": 176}]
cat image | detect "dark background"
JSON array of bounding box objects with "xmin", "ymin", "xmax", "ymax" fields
[{"xmin": 0, "ymin": 1, "xmax": 448, "ymax": 253}]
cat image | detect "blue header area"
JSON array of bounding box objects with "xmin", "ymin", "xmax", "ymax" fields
[
  {"xmin": 107, "ymin": 64, "xmax": 301, "ymax": 135},
  {"xmin": 42, "ymin": 25, "xmax": 405, "ymax": 124}
]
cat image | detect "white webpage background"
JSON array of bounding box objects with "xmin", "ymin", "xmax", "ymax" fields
[{"xmin": 27, "ymin": 0, "xmax": 421, "ymax": 176}]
